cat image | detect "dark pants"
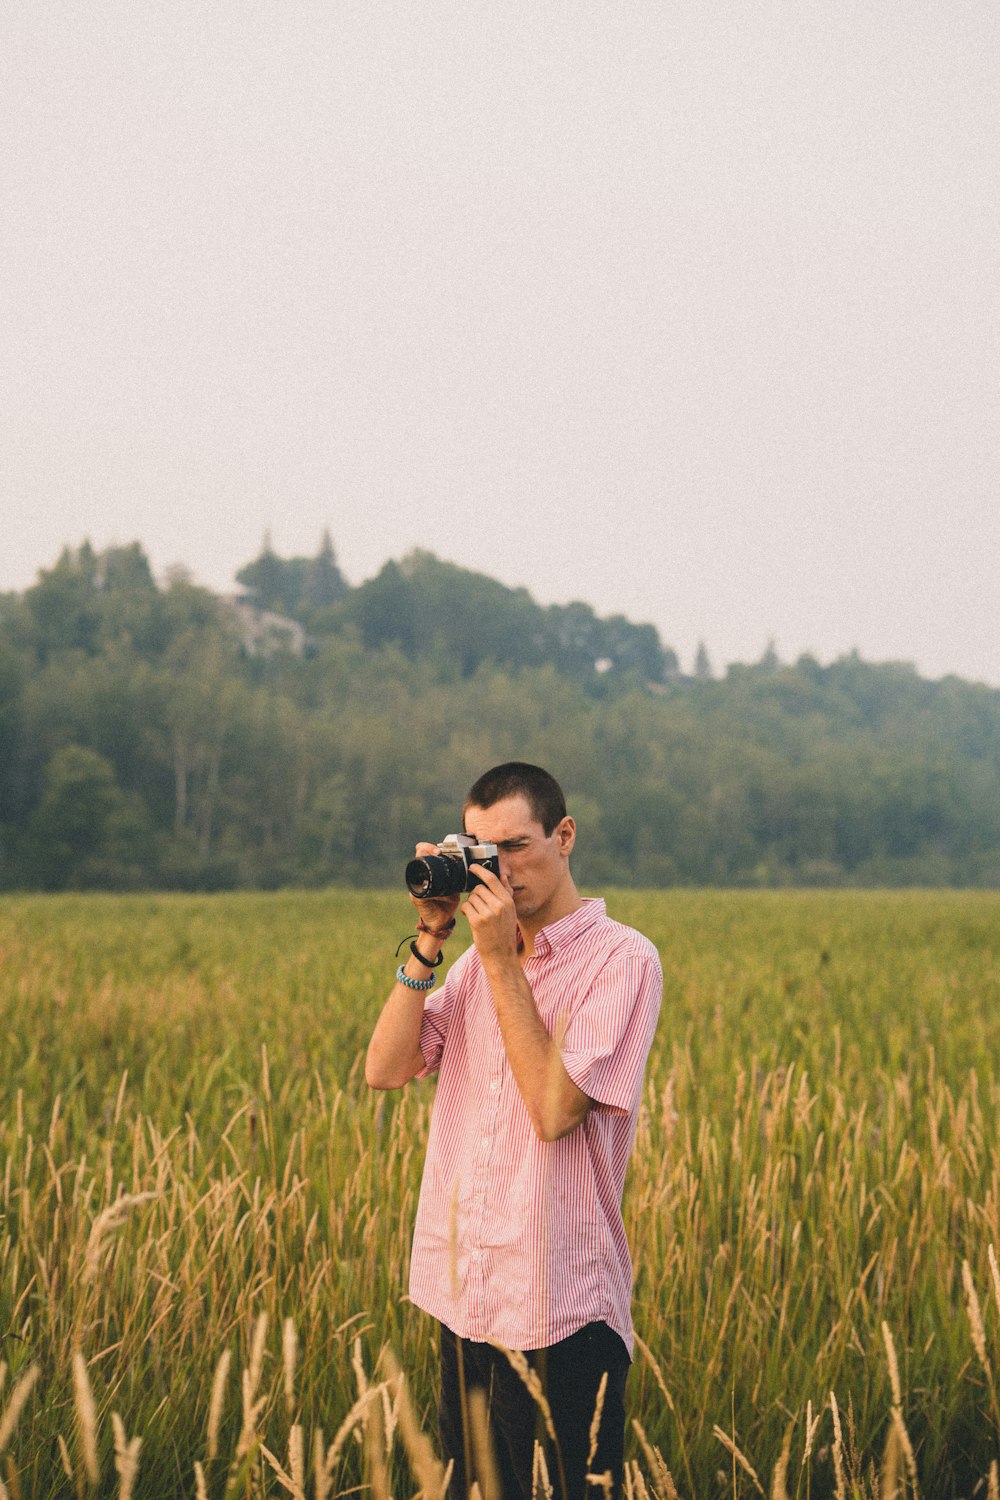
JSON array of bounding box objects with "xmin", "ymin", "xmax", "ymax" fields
[{"xmin": 439, "ymin": 1321, "xmax": 629, "ymax": 1500}]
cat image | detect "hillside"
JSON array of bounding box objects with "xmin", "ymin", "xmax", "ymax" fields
[{"xmin": 1, "ymin": 537, "xmax": 998, "ymax": 890}]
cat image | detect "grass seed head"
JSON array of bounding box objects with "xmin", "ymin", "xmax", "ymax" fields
[
  {"xmin": 313, "ymin": 1427, "xmax": 330, "ymax": 1500},
  {"xmin": 351, "ymin": 1336, "xmax": 369, "ymax": 1399},
  {"xmin": 383, "ymin": 1354, "xmax": 447, "ymax": 1500},
  {"xmin": 770, "ymin": 1421, "xmax": 794, "ymax": 1500},
  {"xmin": 533, "ymin": 1441, "xmax": 554, "ymax": 1500},
  {"xmin": 57, "ymin": 1433, "xmax": 74, "ymax": 1482},
  {"xmin": 0, "ymin": 1363, "xmax": 40, "ymax": 1455},
  {"xmin": 468, "ymin": 1389, "xmax": 501, "ymax": 1500},
  {"xmin": 112, "ymin": 1412, "xmax": 142, "ymax": 1500},
  {"xmin": 290, "ymin": 1423, "xmax": 305, "ymax": 1493},
  {"xmin": 989, "ymin": 1245, "xmax": 1000, "ymax": 1322},
  {"xmin": 248, "ymin": 1312, "xmax": 268, "ymax": 1397},
  {"xmin": 801, "ymin": 1400, "xmax": 821, "ymax": 1467},
  {"xmin": 880, "ymin": 1419, "xmax": 900, "ymax": 1500},
  {"xmin": 963, "ymin": 1259, "xmax": 991, "ymax": 1377},
  {"xmin": 829, "ymin": 1392, "xmax": 847, "ymax": 1500},
  {"xmin": 587, "ymin": 1372, "xmax": 608, "ymax": 1471},
  {"xmin": 72, "ymin": 1349, "xmax": 99, "ymax": 1486},
  {"xmin": 632, "ymin": 1421, "xmax": 678, "ymax": 1500},
  {"xmin": 283, "ymin": 1318, "xmax": 298, "ymax": 1420},
  {"xmin": 892, "ymin": 1407, "xmax": 919, "ymax": 1493},
  {"xmin": 207, "ymin": 1349, "xmax": 231, "ymax": 1463},
  {"xmin": 881, "ymin": 1322, "xmax": 902, "ymax": 1409},
  {"xmin": 632, "ymin": 1333, "xmax": 676, "ymax": 1414},
  {"xmin": 713, "ymin": 1424, "xmax": 764, "ymax": 1495},
  {"xmin": 491, "ymin": 1345, "xmax": 556, "ymax": 1444},
  {"xmin": 322, "ymin": 1387, "xmax": 383, "ymax": 1478},
  {"xmin": 84, "ymin": 1192, "xmax": 158, "ymax": 1284}
]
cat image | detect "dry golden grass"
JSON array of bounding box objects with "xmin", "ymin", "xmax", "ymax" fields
[{"xmin": 0, "ymin": 888, "xmax": 997, "ymax": 1496}]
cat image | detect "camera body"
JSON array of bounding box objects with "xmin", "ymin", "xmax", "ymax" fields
[{"xmin": 405, "ymin": 833, "xmax": 501, "ymax": 899}]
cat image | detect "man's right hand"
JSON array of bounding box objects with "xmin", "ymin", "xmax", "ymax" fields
[{"xmin": 408, "ymin": 841, "xmax": 462, "ymax": 935}]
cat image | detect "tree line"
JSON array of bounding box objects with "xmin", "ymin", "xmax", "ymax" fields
[{"xmin": 1, "ymin": 537, "xmax": 998, "ymax": 891}]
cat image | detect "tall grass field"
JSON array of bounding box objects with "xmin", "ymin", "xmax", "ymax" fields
[{"xmin": 0, "ymin": 890, "xmax": 998, "ymax": 1498}]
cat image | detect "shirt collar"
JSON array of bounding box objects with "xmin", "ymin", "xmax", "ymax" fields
[{"xmin": 529, "ymin": 897, "xmax": 607, "ymax": 959}]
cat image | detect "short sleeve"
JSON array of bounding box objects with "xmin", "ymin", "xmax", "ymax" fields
[{"xmin": 559, "ymin": 947, "xmax": 662, "ymax": 1112}]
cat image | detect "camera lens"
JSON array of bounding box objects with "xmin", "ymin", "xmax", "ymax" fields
[{"xmin": 405, "ymin": 854, "xmax": 466, "ymax": 899}]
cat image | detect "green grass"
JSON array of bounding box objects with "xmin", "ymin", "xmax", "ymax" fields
[{"xmin": 0, "ymin": 890, "xmax": 998, "ymax": 1497}]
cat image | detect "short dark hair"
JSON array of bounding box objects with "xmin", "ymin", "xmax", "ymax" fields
[{"xmin": 464, "ymin": 762, "xmax": 567, "ymax": 836}]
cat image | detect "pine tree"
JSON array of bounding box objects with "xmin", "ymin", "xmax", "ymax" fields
[{"xmin": 305, "ymin": 530, "xmax": 348, "ymax": 609}]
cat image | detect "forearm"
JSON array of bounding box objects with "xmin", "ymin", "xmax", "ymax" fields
[
  {"xmin": 365, "ymin": 939, "xmax": 444, "ymax": 1089},
  {"xmin": 484, "ymin": 959, "xmax": 591, "ymax": 1141}
]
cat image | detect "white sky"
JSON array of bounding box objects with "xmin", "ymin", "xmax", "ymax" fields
[{"xmin": 2, "ymin": 1, "xmax": 998, "ymax": 684}]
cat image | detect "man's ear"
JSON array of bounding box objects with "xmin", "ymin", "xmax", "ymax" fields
[{"xmin": 556, "ymin": 816, "xmax": 576, "ymax": 856}]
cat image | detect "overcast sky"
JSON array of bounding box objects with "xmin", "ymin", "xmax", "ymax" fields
[{"xmin": 2, "ymin": 2, "xmax": 997, "ymax": 684}]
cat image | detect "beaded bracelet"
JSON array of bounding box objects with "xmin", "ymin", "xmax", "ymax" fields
[{"xmin": 396, "ymin": 964, "xmax": 436, "ymax": 992}]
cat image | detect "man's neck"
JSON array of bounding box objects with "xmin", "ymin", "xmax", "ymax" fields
[{"xmin": 518, "ymin": 882, "xmax": 583, "ymax": 958}]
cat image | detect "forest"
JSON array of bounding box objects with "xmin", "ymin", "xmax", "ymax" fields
[{"xmin": 1, "ymin": 536, "xmax": 998, "ymax": 890}]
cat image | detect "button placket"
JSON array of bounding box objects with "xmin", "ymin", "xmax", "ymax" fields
[{"xmin": 466, "ymin": 1035, "xmax": 503, "ymax": 1331}]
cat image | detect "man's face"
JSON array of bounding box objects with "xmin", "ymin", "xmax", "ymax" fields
[{"xmin": 463, "ymin": 794, "xmax": 575, "ymax": 925}]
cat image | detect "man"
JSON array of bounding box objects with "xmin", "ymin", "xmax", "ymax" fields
[{"xmin": 366, "ymin": 763, "xmax": 662, "ymax": 1500}]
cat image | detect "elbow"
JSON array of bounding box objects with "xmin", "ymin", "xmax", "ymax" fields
[
  {"xmin": 366, "ymin": 1066, "xmax": 402, "ymax": 1092},
  {"xmin": 365, "ymin": 1046, "xmax": 420, "ymax": 1091},
  {"xmin": 365, "ymin": 1050, "xmax": 395, "ymax": 1091},
  {"xmin": 531, "ymin": 1116, "xmax": 576, "ymax": 1144},
  {"xmin": 365, "ymin": 1064, "xmax": 388, "ymax": 1091},
  {"xmin": 530, "ymin": 1101, "xmax": 590, "ymax": 1143},
  {"xmin": 528, "ymin": 1076, "xmax": 593, "ymax": 1142}
]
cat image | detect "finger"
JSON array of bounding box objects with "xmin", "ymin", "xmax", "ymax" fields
[
  {"xmin": 408, "ymin": 897, "xmax": 460, "ymax": 929},
  {"xmin": 409, "ymin": 893, "xmax": 458, "ymax": 917},
  {"xmin": 414, "ymin": 841, "xmax": 440, "ymax": 857},
  {"xmin": 467, "ymin": 864, "xmax": 509, "ymax": 898},
  {"xmin": 464, "ymin": 882, "xmax": 503, "ymax": 918},
  {"xmin": 465, "ymin": 882, "xmax": 506, "ymax": 916}
]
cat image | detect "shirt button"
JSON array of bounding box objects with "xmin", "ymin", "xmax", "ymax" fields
[{"xmin": 490, "ymin": 1078, "xmax": 500, "ymax": 1092}]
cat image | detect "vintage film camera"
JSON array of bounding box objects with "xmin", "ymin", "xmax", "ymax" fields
[{"xmin": 405, "ymin": 834, "xmax": 501, "ymax": 899}]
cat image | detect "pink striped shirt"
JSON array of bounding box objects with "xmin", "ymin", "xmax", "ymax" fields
[{"xmin": 408, "ymin": 898, "xmax": 662, "ymax": 1355}]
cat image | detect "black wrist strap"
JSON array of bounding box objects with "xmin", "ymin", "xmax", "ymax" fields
[{"xmin": 409, "ymin": 939, "xmax": 443, "ymax": 968}]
